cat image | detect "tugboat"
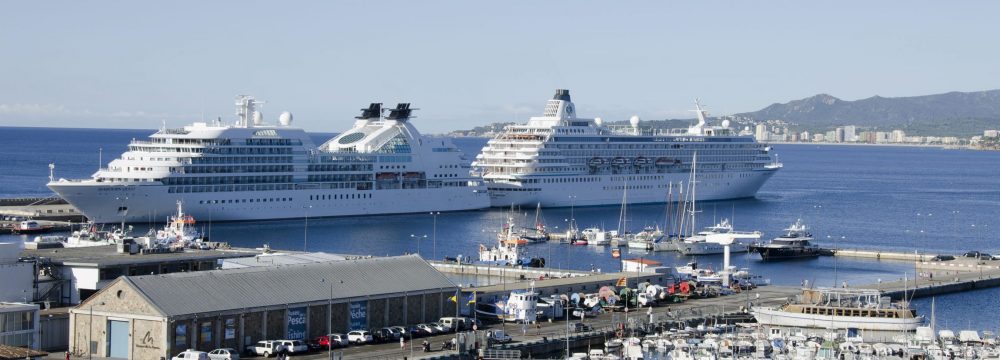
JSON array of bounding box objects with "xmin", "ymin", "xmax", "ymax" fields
[{"xmin": 749, "ymin": 219, "xmax": 819, "ymax": 261}]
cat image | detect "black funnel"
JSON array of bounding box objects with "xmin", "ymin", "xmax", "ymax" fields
[{"xmin": 553, "ymin": 89, "xmax": 571, "ymax": 101}]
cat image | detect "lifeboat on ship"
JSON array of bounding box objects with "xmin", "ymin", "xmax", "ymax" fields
[
  {"xmin": 587, "ymin": 157, "xmax": 606, "ymax": 167},
  {"xmin": 376, "ymin": 172, "xmax": 398, "ymax": 181},
  {"xmin": 655, "ymin": 157, "xmax": 681, "ymax": 166},
  {"xmin": 611, "ymin": 157, "xmax": 629, "ymax": 167},
  {"xmin": 634, "ymin": 157, "xmax": 652, "ymax": 166}
]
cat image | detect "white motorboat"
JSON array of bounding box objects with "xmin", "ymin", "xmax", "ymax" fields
[{"xmin": 753, "ymin": 288, "xmax": 925, "ymax": 332}]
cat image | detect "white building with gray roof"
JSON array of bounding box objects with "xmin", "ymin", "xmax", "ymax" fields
[{"xmin": 68, "ymin": 254, "xmax": 458, "ymax": 359}]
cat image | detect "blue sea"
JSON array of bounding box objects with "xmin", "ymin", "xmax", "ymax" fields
[{"xmin": 1, "ymin": 126, "xmax": 998, "ymax": 330}]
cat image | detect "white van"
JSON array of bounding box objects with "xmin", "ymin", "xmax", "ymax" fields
[{"xmin": 439, "ymin": 317, "xmax": 478, "ymax": 331}]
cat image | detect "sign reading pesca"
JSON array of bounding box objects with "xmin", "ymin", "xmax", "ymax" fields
[
  {"xmin": 349, "ymin": 301, "xmax": 367, "ymax": 330},
  {"xmin": 286, "ymin": 307, "xmax": 307, "ymax": 340}
]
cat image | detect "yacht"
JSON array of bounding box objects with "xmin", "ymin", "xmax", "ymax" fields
[
  {"xmin": 753, "ymin": 288, "xmax": 924, "ymax": 332},
  {"xmin": 676, "ymin": 219, "xmax": 752, "ymax": 255},
  {"xmin": 472, "ymin": 89, "xmax": 781, "ymax": 207},
  {"xmin": 48, "ymin": 96, "xmax": 489, "ymax": 223},
  {"xmin": 749, "ymin": 219, "xmax": 820, "ymax": 261}
]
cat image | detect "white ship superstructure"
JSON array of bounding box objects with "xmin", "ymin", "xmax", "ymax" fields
[
  {"xmin": 472, "ymin": 90, "xmax": 782, "ymax": 207},
  {"xmin": 49, "ymin": 96, "xmax": 488, "ymax": 223}
]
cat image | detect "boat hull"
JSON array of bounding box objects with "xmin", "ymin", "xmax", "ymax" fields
[
  {"xmin": 753, "ymin": 307, "xmax": 923, "ymax": 332},
  {"xmin": 678, "ymin": 241, "xmax": 750, "ymax": 255},
  {"xmin": 750, "ymin": 245, "xmax": 820, "ymax": 261},
  {"xmin": 48, "ymin": 181, "xmax": 490, "ymax": 223},
  {"xmin": 484, "ymin": 168, "xmax": 778, "ymax": 207}
]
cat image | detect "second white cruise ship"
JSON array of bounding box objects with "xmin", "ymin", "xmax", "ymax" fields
[
  {"xmin": 48, "ymin": 96, "xmax": 489, "ymax": 223},
  {"xmin": 472, "ymin": 90, "xmax": 781, "ymax": 207}
]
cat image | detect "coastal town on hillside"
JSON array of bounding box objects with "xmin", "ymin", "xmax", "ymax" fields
[{"xmin": 451, "ymin": 118, "xmax": 1000, "ymax": 150}]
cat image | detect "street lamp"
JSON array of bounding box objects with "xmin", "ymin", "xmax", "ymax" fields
[
  {"xmin": 321, "ymin": 278, "xmax": 334, "ymax": 359},
  {"xmin": 430, "ymin": 212, "xmax": 440, "ymax": 260},
  {"xmin": 409, "ymin": 234, "xmax": 427, "ymax": 257}
]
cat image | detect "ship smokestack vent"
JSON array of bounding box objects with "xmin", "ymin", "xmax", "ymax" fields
[
  {"xmin": 553, "ymin": 89, "xmax": 572, "ymax": 102},
  {"xmin": 356, "ymin": 103, "xmax": 383, "ymax": 120},
  {"xmin": 386, "ymin": 103, "xmax": 417, "ymax": 121}
]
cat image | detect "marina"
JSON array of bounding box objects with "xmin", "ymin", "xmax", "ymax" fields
[{"xmin": 2, "ymin": 135, "xmax": 999, "ymax": 359}]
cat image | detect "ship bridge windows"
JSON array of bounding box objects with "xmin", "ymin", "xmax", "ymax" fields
[{"xmin": 375, "ymin": 133, "xmax": 411, "ymax": 154}]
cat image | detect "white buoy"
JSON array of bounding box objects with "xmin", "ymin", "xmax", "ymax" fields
[{"xmin": 279, "ymin": 111, "xmax": 293, "ymax": 126}]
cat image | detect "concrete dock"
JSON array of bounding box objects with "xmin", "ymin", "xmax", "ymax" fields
[
  {"xmin": 869, "ymin": 257, "xmax": 1000, "ymax": 300},
  {"xmin": 821, "ymin": 247, "xmax": 938, "ymax": 261}
]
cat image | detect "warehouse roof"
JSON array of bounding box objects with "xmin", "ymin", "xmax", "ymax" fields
[
  {"xmin": 120, "ymin": 254, "xmax": 457, "ymax": 317},
  {"xmin": 220, "ymin": 252, "xmax": 348, "ymax": 269}
]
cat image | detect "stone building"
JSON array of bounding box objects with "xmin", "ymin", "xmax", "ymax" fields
[{"xmin": 68, "ymin": 255, "xmax": 458, "ymax": 359}]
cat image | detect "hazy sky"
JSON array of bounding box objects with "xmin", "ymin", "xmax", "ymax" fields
[{"xmin": 2, "ymin": 1, "xmax": 998, "ymax": 133}]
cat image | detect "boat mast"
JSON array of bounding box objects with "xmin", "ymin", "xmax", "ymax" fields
[{"xmin": 689, "ymin": 152, "xmax": 699, "ymax": 237}]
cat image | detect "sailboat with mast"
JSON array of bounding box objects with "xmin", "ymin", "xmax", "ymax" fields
[
  {"xmin": 521, "ymin": 203, "xmax": 549, "ymax": 242},
  {"xmin": 675, "ymin": 153, "xmax": 755, "ymax": 256}
]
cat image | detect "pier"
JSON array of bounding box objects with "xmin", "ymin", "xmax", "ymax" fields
[
  {"xmin": 870, "ymin": 257, "xmax": 1000, "ymax": 300},
  {"xmin": 820, "ymin": 247, "xmax": 938, "ymax": 261},
  {"xmin": 0, "ymin": 197, "xmax": 83, "ymax": 222}
]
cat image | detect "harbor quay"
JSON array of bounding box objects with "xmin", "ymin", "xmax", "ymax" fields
[{"xmin": 7, "ymin": 242, "xmax": 1000, "ymax": 359}]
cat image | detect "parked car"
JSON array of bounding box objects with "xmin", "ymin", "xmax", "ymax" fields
[
  {"xmin": 372, "ymin": 327, "xmax": 396, "ymax": 342},
  {"xmin": 276, "ymin": 340, "xmax": 308, "ymax": 354},
  {"xmin": 207, "ymin": 348, "xmax": 239, "ymax": 360},
  {"xmin": 391, "ymin": 325, "xmax": 423, "ymax": 338},
  {"xmin": 978, "ymin": 253, "xmax": 995, "ymax": 260},
  {"xmin": 439, "ymin": 316, "xmax": 480, "ymax": 331},
  {"xmin": 486, "ymin": 329, "xmax": 512, "ymax": 344},
  {"xmin": 574, "ymin": 322, "xmax": 592, "ymax": 333},
  {"xmin": 930, "ymin": 255, "xmax": 956, "ymax": 261},
  {"xmin": 964, "ymin": 251, "xmax": 983, "ymax": 258},
  {"xmin": 387, "ymin": 327, "xmax": 403, "ymax": 339},
  {"xmin": 428, "ymin": 322, "xmax": 452, "ymax": 333},
  {"xmin": 173, "ymin": 350, "xmax": 209, "ymax": 360},
  {"xmin": 347, "ymin": 330, "xmax": 373, "ymax": 344},
  {"xmin": 416, "ymin": 323, "xmax": 437, "ymax": 335},
  {"xmin": 247, "ymin": 341, "xmax": 282, "ymax": 358},
  {"xmin": 310, "ymin": 334, "xmax": 348, "ymax": 349}
]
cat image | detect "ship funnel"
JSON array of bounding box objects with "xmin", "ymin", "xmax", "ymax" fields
[
  {"xmin": 356, "ymin": 103, "xmax": 383, "ymax": 120},
  {"xmin": 553, "ymin": 89, "xmax": 571, "ymax": 102}
]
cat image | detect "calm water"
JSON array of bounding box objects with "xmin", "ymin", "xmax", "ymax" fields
[{"xmin": 2, "ymin": 126, "xmax": 999, "ymax": 329}]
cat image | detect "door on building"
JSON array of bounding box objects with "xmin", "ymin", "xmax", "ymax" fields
[{"xmin": 107, "ymin": 320, "xmax": 129, "ymax": 359}]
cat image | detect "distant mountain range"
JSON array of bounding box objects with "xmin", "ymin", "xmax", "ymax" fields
[
  {"xmin": 450, "ymin": 89, "xmax": 1000, "ymax": 137},
  {"xmin": 735, "ymin": 89, "xmax": 1000, "ymax": 136}
]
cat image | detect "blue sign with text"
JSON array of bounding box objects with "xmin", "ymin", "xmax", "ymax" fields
[
  {"xmin": 286, "ymin": 307, "xmax": 307, "ymax": 340},
  {"xmin": 349, "ymin": 301, "xmax": 367, "ymax": 330}
]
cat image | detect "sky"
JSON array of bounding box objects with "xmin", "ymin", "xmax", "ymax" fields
[{"xmin": 2, "ymin": 1, "xmax": 999, "ymax": 133}]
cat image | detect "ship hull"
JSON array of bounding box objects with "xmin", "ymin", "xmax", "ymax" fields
[
  {"xmin": 750, "ymin": 245, "xmax": 820, "ymax": 261},
  {"xmin": 484, "ymin": 168, "xmax": 777, "ymax": 208},
  {"xmin": 48, "ymin": 181, "xmax": 489, "ymax": 223},
  {"xmin": 677, "ymin": 241, "xmax": 750, "ymax": 255},
  {"xmin": 753, "ymin": 307, "xmax": 923, "ymax": 332}
]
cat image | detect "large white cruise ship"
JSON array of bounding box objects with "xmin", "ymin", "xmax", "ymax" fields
[
  {"xmin": 472, "ymin": 90, "xmax": 782, "ymax": 207},
  {"xmin": 48, "ymin": 96, "xmax": 489, "ymax": 223}
]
